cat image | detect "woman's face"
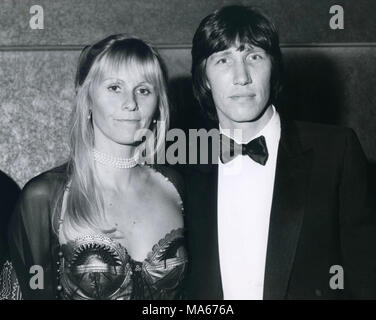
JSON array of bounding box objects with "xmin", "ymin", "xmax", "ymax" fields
[{"xmin": 90, "ymin": 63, "xmax": 158, "ymax": 151}]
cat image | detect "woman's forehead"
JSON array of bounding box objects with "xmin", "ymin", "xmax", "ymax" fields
[{"xmin": 96, "ymin": 59, "xmax": 154, "ymax": 83}]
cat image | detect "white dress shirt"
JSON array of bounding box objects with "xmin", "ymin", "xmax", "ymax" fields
[{"xmin": 217, "ymin": 105, "xmax": 281, "ymax": 300}]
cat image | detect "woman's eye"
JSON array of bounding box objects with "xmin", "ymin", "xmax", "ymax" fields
[
  {"xmin": 107, "ymin": 85, "xmax": 121, "ymax": 93},
  {"xmin": 137, "ymin": 87, "xmax": 151, "ymax": 95}
]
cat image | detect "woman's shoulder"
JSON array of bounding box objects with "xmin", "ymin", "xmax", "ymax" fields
[
  {"xmin": 8, "ymin": 164, "xmax": 69, "ymax": 255},
  {"xmin": 20, "ymin": 163, "xmax": 69, "ymax": 204}
]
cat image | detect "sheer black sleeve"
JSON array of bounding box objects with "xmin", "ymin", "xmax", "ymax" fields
[{"xmin": 7, "ymin": 166, "xmax": 67, "ymax": 300}]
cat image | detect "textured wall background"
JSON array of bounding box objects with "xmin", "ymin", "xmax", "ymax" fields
[
  {"xmin": 0, "ymin": 0, "xmax": 375, "ymax": 45},
  {"xmin": 0, "ymin": 0, "xmax": 375, "ymax": 187}
]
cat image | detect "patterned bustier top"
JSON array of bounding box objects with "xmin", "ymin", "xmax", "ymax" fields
[
  {"xmin": 58, "ymin": 229, "xmax": 187, "ymax": 300},
  {"xmin": 57, "ymin": 166, "xmax": 187, "ymax": 300}
]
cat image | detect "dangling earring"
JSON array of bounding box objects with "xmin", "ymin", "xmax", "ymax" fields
[
  {"xmin": 87, "ymin": 110, "xmax": 92, "ymax": 120},
  {"xmin": 152, "ymin": 119, "xmax": 157, "ymax": 124}
]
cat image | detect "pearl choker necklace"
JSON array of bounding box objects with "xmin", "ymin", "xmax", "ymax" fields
[{"xmin": 93, "ymin": 148, "xmax": 139, "ymax": 169}]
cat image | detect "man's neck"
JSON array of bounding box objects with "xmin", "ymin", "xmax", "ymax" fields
[{"xmin": 219, "ymin": 105, "xmax": 274, "ymax": 143}]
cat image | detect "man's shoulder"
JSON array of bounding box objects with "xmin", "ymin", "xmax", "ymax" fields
[
  {"xmin": 293, "ymin": 120, "xmax": 352, "ymax": 137},
  {"xmin": 291, "ymin": 120, "xmax": 356, "ymax": 149}
]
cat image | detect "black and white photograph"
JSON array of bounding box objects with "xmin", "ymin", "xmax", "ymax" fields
[{"xmin": 0, "ymin": 0, "xmax": 375, "ymax": 309}]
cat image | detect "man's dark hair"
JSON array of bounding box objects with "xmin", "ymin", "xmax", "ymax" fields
[{"xmin": 191, "ymin": 5, "xmax": 283, "ymax": 121}]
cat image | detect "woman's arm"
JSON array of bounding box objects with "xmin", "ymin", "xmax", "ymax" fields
[{"xmin": 7, "ymin": 171, "xmax": 63, "ymax": 300}]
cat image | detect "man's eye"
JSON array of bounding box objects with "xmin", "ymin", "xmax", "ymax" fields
[
  {"xmin": 108, "ymin": 85, "xmax": 121, "ymax": 92},
  {"xmin": 216, "ymin": 58, "xmax": 228, "ymax": 64},
  {"xmin": 248, "ymin": 53, "xmax": 264, "ymax": 61},
  {"xmin": 137, "ymin": 87, "xmax": 151, "ymax": 95}
]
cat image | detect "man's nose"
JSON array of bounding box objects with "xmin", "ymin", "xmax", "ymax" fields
[
  {"xmin": 233, "ymin": 61, "xmax": 251, "ymax": 86},
  {"xmin": 121, "ymin": 94, "xmax": 138, "ymax": 111}
]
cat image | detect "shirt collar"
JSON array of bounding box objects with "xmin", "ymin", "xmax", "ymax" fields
[{"xmin": 219, "ymin": 105, "xmax": 280, "ymax": 145}]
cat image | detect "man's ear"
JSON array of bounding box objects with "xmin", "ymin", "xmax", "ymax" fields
[
  {"xmin": 205, "ymin": 77, "xmax": 211, "ymax": 90},
  {"xmin": 202, "ymin": 59, "xmax": 211, "ymax": 90}
]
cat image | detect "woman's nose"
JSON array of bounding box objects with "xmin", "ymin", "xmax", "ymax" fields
[
  {"xmin": 233, "ymin": 61, "xmax": 252, "ymax": 86},
  {"xmin": 121, "ymin": 94, "xmax": 138, "ymax": 111}
]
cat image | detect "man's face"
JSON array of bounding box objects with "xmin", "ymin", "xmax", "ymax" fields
[{"xmin": 205, "ymin": 45, "xmax": 272, "ymax": 127}]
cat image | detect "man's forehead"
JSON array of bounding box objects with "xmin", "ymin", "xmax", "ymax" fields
[{"xmin": 209, "ymin": 45, "xmax": 265, "ymax": 58}]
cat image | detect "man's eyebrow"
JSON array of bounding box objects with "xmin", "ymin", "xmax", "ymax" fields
[
  {"xmin": 210, "ymin": 50, "xmax": 233, "ymax": 59},
  {"xmin": 241, "ymin": 46, "xmax": 266, "ymax": 54},
  {"xmin": 235, "ymin": 44, "xmax": 257, "ymax": 51}
]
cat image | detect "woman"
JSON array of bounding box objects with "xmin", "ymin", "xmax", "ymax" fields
[{"xmin": 8, "ymin": 34, "xmax": 187, "ymax": 300}]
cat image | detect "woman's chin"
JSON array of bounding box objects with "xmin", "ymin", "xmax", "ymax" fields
[{"xmin": 108, "ymin": 136, "xmax": 139, "ymax": 147}]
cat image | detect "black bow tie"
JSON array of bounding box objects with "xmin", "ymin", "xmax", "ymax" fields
[{"xmin": 219, "ymin": 134, "xmax": 269, "ymax": 165}]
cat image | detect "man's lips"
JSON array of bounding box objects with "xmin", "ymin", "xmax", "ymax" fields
[{"xmin": 229, "ymin": 93, "xmax": 256, "ymax": 99}]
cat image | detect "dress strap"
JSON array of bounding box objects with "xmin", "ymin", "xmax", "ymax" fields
[{"xmin": 57, "ymin": 182, "xmax": 71, "ymax": 237}]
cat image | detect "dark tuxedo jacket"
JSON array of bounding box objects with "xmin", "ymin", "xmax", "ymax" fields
[{"xmin": 181, "ymin": 119, "xmax": 376, "ymax": 299}]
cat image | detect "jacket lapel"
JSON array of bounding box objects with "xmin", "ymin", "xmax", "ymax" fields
[
  {"xmin": 263, "ymin": 119, "xmax": 313, "ymax": 299},
  {"xmin": 205, "ymin": 164, "xmax": 223, "ymax": 299},
  {"xmin": 185, "ymin": 158, "xmax": 223, "ymax": 299}
]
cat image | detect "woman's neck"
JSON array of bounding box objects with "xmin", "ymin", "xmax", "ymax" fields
[
  {"xmin": 92, "ymin": 138, "xmax": 142, "ymax": 192},
  {"xmin": 94, "ymin": 162, "xmax": 142, "ymax": 193}
]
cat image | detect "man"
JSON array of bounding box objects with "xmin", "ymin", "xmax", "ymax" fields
[{"xmin": 183, "ymin": 5, "xmax": 376, "ymax": 299}]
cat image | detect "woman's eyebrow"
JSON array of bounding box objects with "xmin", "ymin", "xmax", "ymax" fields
[
  {"xmin": 102, "ymin": 77, "xmax": 125, "ymax": 83},
  {"xmin": 132, "ymin": 81, "xmax": 154, "ymax": 89}
]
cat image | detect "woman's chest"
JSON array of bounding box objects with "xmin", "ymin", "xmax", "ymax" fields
[{"xmin": 101, "ymin": 187, "xmax": 183, "ymax": 261}]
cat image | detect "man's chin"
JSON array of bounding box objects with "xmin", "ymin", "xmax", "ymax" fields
[
  {"xmin": 229, "ymin": 113, "xmax": 265, "ymax": 123},
  {"xmin": 230, "ymin": 105, "xmax": 271, "ymax": 123}
]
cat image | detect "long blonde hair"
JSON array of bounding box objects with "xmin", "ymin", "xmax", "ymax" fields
[{"xmin": 54, "ymin": 35, "xmax": 170, "ymax": 239}]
